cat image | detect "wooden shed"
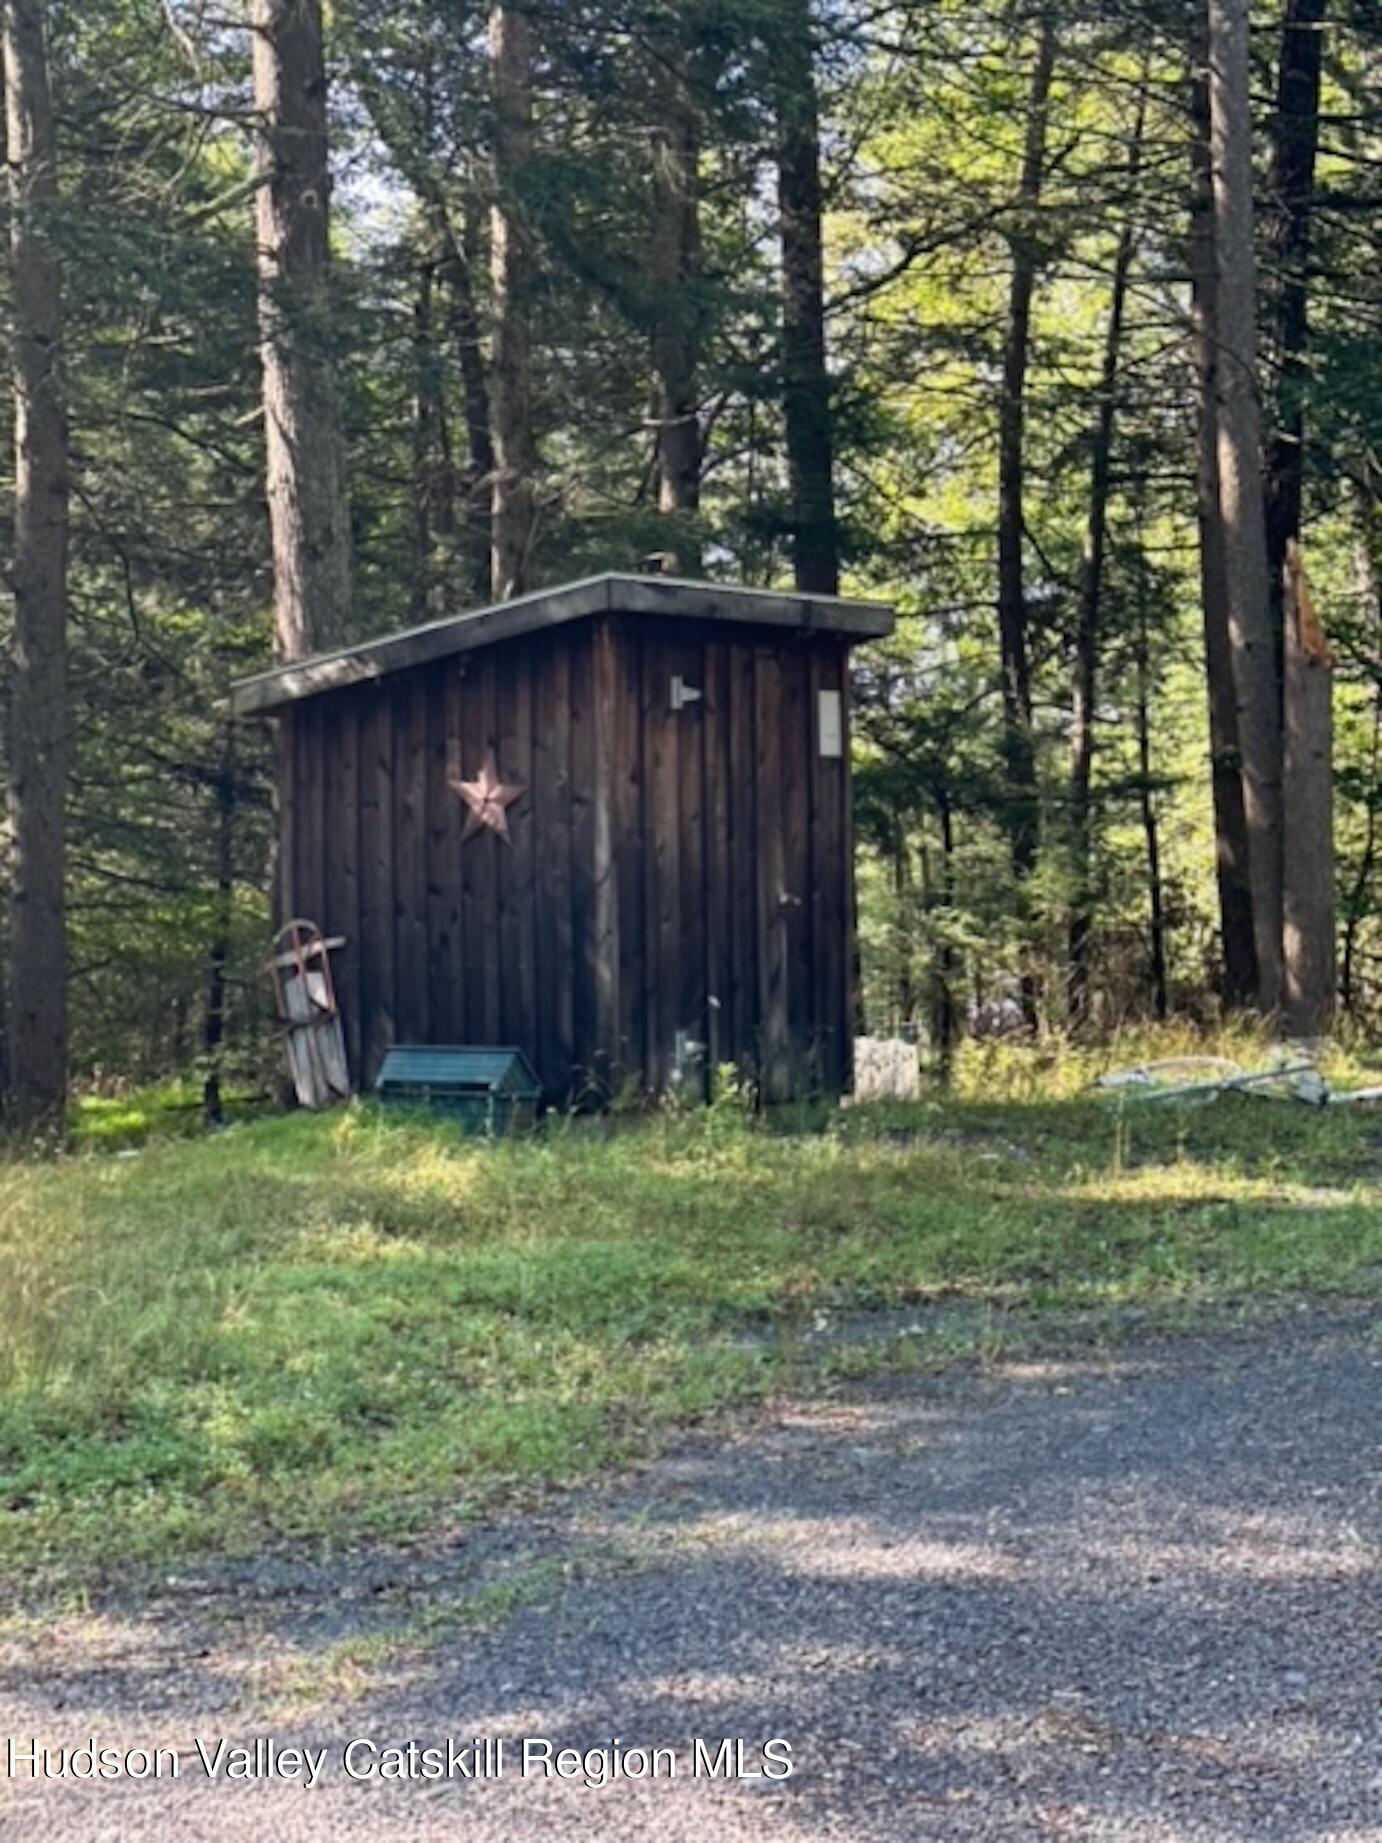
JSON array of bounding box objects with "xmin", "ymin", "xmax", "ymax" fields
[{"xmin": 231, "ymin": 573, "xmax": 895, "ymax": 1105}]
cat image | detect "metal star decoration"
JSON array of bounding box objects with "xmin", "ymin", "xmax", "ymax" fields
[{"xmin": 451, "ymin": 748, "xmax": 525, "ymax": 843}]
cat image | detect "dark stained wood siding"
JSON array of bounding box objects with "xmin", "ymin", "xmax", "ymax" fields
[
  {"xmin": 611, "ymin": 616, "xmax": 645, "ymax": 1090},
  {"xmin": 605, "ymin": 612, "xmax": 852, "ymax": 1103},
  {"xmin": 394, "ymin": 673, "xmax": 428, "ymax": 1044},
  {"xmin": 277, "ymin": 608, "xmax": 856, "ymax": 1102},
  {"xmin": 358, "ymin": 685, "xmax": 396, "ymax": 1079},
  {"xmin": 704, "ymin": 639, "xmax": 733, "ymax": 1076},
  {"xmin": 324, "ymin": 693, "xmax": 362, "ymax": 1078}
]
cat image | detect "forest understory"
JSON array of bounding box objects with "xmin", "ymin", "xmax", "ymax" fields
[{"xmin": 0, "ymin": 0, "xmax": 1378, "ymax": 1125}]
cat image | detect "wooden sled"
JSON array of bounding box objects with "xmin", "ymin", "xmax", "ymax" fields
[{"xmin": 267, "ymin": 920, "xmax": 350, "ymax": 1110}]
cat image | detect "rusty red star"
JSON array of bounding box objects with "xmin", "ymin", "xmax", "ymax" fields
[{"xmin": 451, "ymin": 748, "xmax": 525, "ymax": 843}]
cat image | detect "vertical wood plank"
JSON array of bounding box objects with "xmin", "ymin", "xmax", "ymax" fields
[
  {"xmin": 292, "ymin": 704, "xmax": 324, "ymax": 936},
  {"xmin": 754, "ymin": 646, "xmax": 789, "ymax": 1104},
  {"xmin": 781, "ymin": 641, "xmax": 813, "ymax": 1094},
  {"xmin": 424, "ymin": 667, "xmax": 454, "ymax": 1041},
  {"xmin": 639, "ymin": 630, "xmax": 659, "ymax": 1092},
  {"xmin": 704, "ymin": 640, "xmax": 733, "ymax": 1081},
  {"xmin": 458, "ymin": 654, "xmax": 492, "ymax": 1042},
  {"xmin": 443, "ymin": 664, "xmax": 469, "ymax": 1039},
  {"xmin": 342, "ymin": 696, "xmax": 365, "ymax": 1084},
  {"xmin": 591, "ymin": 616, "xmax": 621, "ymax": 1088},
  {"xmin": 494, "ymin": 650, "xmax": 522, "ymax": 1042},
  {"xmin": 284, "ymin": 710, "xmax": 302, "ymax": 924},
  {"xmin": 675, "ymin": 627, "xmax": 707, "ymax": 1100},
  {"xmin": 515, "ymin": 649, "xmax": 538, "ymax": 1062},
  {"xmin": 479, "ymin": 655, "xmax": 502, "ymax": 1041},
  {"xmin": 529, "ymin": 635, "xmax": 556, "ymax": 1092},
  {"xmin": 358, "ymin": 686, "xmax": 397, "ymax": 1083},
  {"xmin": 810, "ymin": 643, "xmax": 847, "ymax": 1093},
  {"xmin": 394, "ymin": 671, "xmax": 429, "ymax": 1043},
  {"xmin": 288, "ymin": 706, "xmax": 313, "ymax": 926},
  {"xmin": 569, "ymin": 623, "xmax": 598, "ymax": 1095},
  {"xmin": 276, "ymin": 715, "xmax": 298, "ymax": 926},
  {"xmin": 612, "ymin": 617, "xmax": 646, "ymax": 1096},
  {"xmin": 642, "ymin": 627, "xmax": 680, "ymax": 1095},
  {"xmin": 325, "ymin": 693, "xmax": 362, "ymax": 1084},
  {"xmin": 841, "ymin": 646, "xmax": 859, "ymax": 1089},
  {"xmin": 726, "ymin": 641, "xmax": 758, "ymax": 1086},
  {"xmin": 549, "ymin": 636, "xmax": 575, "ymax": 1097},
  {"xmin": 805, "ymin": 646, "xmax": 824, "ymax": 1080},
  {"xmin": 512, "ymin": 645, "xmax": 539, "ymax": 1054},
  {"xmin": 306, "ymin": 701, "xmax": 328, "ymax": 931}
]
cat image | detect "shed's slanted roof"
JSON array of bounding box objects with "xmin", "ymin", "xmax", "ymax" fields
[{"xmin": 229, "ymin": 571, "xmax": 895, "ymax": 716}]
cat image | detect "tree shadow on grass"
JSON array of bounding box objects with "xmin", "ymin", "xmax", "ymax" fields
[{"xmin": 2, "ymin": 1318, "xmax": 1378, "ymax": 1841}]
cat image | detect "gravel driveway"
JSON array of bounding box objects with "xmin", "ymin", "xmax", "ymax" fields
[{"xmin": 3, "ymin": 1312, "xmax": 1379, "ymax": 1841}]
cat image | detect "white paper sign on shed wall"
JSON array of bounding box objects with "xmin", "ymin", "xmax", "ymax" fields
[{"xmin": 817, "ymin": 689, "xmax": 843, "ymax": 758}]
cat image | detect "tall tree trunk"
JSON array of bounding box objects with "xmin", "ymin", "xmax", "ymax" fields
[
  {"xmin": 250, "ymin": 0, "xmax": 352, "ymax": 663},
  {"xmin": 1265, "ymin": 0, "xmax": 1333, "ymax": 1035},
  {"xmin": 1067, "ymin": 87, "xmax": 1145, "ymax": 1027},
  {"xmin": 649, "ymin": 37, "xmax": 701, "ymax": 574},
  {"xmin": 1135, "ymin": 567, "xmax": 1170, "ymax": 1021},
  {"xmin": 1342, "ymin": 500, "xmax": 1382, "ymax": 1013},
  {"xmin": 930, "ymin": 788, "xmax": 959, "ymax": 1083},
  {"xmin": 1281, "ymin": 540, "xmax": 1334, "ymax": 1031},
  {"xmin": 441, "ymin": 194, "xmax": 496, "ymax": 602},
  {"xmin": 1340, "ymin": 686, "xmax": 1380, "ymax": 1017},
  {"xmin": 202, "ymin": 727, "xmax": 237, "ymax": 1127},
  {"xmin": 1264, "ymin": 0, "xmax": 1326, "ymax": 629},
  {"xmin": 1191, "ymin": 55, "xmax": 1258, "ymax": 1006},
  {"xmin": 1207, "ymin": 0, "xmax": 1284, "ymax": 1011},
  {"xmin": 4, "ymin": 0, "xmax": 69, "ymax": 1134},
  {"xmin": 489, "ymin": 0, "xmax": 538, "ymax": 600},
  {"xmin": 997, "ymin": 10, "xmax": 1056, "ymax": 1021},
  {"xmin": 891, "ymin": 822, "xmax": 914, "ymax": 1027},
  {"xmin": 774, "ymin": 0, "xmax": 839, "ymax": 596}
]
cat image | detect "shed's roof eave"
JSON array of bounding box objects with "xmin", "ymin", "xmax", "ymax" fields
[{"xmin": 229, "ymin": 571, "xmax": 895, "ymax": 716}]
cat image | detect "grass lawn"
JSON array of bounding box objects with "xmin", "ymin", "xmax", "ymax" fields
[{"xmin": 3, "ymin": 1052, "xmax": 1380, "ymax": 1590}]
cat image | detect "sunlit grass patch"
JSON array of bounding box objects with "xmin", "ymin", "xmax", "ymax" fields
[
  {"xmin": 2, "ymin": 1072, "xmax": 1379, "ymax": 1589},
  {"xmin": 69, "ymin": 1077, "xmax": 266, "ymax": 1150}
]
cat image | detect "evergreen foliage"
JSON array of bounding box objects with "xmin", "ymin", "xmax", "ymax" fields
[{"xmin": 3, "ymin": 0, "xmax": 1381, "ymax": 1106}]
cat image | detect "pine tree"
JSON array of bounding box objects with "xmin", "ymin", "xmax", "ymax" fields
[
  {"xmin": 250, "ymin": 0, "xmax": 353, "ymax": 661},
  {"xmin": 4, "ymin": 0, "xmax": 70, "ymax": 1131},
  {"xmin": 1207, "ymin": 0, "xmax": 1283, "ymax": 1011}
]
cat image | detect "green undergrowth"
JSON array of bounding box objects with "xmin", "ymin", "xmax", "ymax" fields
[
  {"xmin": 71, "ymin": 1078, "xmax": 266, "ymax": 1151},
  {"xmin": 2, "ymin": 1067, "xmax": 1380, "ymax": 1588}
]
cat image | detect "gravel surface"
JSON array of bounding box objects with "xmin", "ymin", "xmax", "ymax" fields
[{"xmin": 2, "ymin": 1312, "xmax": 1379, "ymax": 1841}]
